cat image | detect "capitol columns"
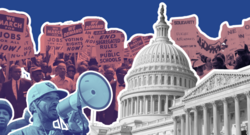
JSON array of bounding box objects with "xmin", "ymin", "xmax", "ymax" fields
[
  {"xmin": 184, "ymin": 109, "xmax": 190, "ymax": 135},
  {"xmin": 137, "ymin": 96, "xmax": 140, "ymax": 115},
  {"xmin": 172, "ymin": 116, "xmax": 177, "ymax": 135},
  {"xmin": 221, "ymin": 98, "xmax": 229, "ymax": 135},
  {"xmin": 244, "ymin": 91, "xmax": 250, "ymax": 135},
  {"xmin": 180, "ymin": 115, "xmax": 185, "ymax": 135},
  {"xmin": 211, "ymin": 101, "xmax": 218, "ymax": 135},
  {"xmin": 131, "ymin": 98, "xmax": 133, "ymax": 116},
  {"xmin": 233, "ymin": 95, "xmax": 241, "ymax": 135},
  {"xmin": 201, "ymin": 104, "xmax": 208, "ymax": 135},
  {"xmin": 165, "ymin": 95, "xmax": 169, "ymax": 114},
  {"xmin": 193, "ymin": 107, "xmax": 198, "ymax": 135},
  {"xmin": 151, "ymin": 95, "xmax": 154, "ymax": 114}
]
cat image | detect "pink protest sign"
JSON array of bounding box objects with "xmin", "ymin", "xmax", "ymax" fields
[
  {"xmin": 0, "ymin": 10, "xmax": 27, "ymax": 54},
  {"xmin": 243, "ymin": 20, "xmax": 250, "ymax": 46},
  {"xmin": 62, "ymin": 23, "xmax": 85, "ymax": 53},
  {"xmin": 128, "ymin": 35, "xmax": 153, "ymax": 57},
  {"xmin": 170, "ymin": 16, "xmax": 198, "ymax": 59},
  {"xmin": 44, "ymin": 24, "xmax": 64, "ymax": 53},
  {"xmin": 95, "ymin": 30, "xmax": 125, "ymax": 65},
  {"xmin": 83, "ymin": 18, "xmax": 106, "ymax": 57},
  {"xmin": 10, "ymin": 26, "xmax": 34, "ymax": 60},
  {"xmin": 124, "ymin": 48, "xmax": 133, "ymax": 59}
]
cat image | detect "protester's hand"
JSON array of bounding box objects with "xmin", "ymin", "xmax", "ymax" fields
[{"xmin": 68, "ymin": 110, "xmax": 89, "ymax": 133}]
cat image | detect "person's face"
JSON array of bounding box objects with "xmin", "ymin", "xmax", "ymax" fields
[
  {"xmin": 104, "ymin": 68, "xmax": 114, "ymax": 81},
  {"xmin": 57, "ymin": 64, "xmax": 66, "ymax": 77},
  {"xmin": 117, "ymin": 69, "xmax": 127, "ymax": 84},
  {"xmin": 67, "ymin": 67, "xmax": 75, "ymax": 78},
  {"xmin": 37, "ymin": 92, "xmax": 59, "ymax": 121},
  {"xmin": 32, "ymin": 71, "xmax": 43, "ymax": 82},
  {"xmin": 0, "ymin": 109, "xmax": 10, "ymax": 129},
  {"xmin": 11, "ymin": 67, "xmax": 21, "ymax": 80}
]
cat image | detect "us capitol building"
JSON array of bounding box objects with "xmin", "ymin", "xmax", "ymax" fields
[{"xmin": 90, "ymin": 3, "xmax": 250, "ymax": 135}]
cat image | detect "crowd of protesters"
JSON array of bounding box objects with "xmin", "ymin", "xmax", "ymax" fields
[
  {"xmin": 0, "ymin": 51, "xmax": 133, "ymax": 129},
  {"xmin": 192, "ymin": 44, "xmax": 250, "ymax": 78}
]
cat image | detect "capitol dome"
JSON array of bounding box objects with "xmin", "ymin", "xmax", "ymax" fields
[{"xmin": 118, "ymin": 5, "xmax": 198, "ymax": 124}]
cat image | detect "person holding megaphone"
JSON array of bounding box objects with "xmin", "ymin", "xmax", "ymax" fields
[{"xmin": 9, "ymin": 81, "xmax": 89, "ymax": 135}]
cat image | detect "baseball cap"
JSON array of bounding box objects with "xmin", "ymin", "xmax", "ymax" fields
[
  {"xmin": 0, "ymin": 100, "xmax": 13, "ymax": 120},
  {"xmin": 27, "ymin": 81, "xmax": 68, "ymax": 108}
]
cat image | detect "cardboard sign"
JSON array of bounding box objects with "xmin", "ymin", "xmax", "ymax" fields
[
  {"xmin": 124, "ymin": 48, "xmax": 133, "ymax": 59},
  {"xmin": 10, "ymin": 26, "xmax": 34, "ymax": 60},
  {"xmin": 44, "ymin": 24, "xmax": 64, "ymax": 53},
  {"xmin": 0, "ymin": 10, "xmax": 27, "ymax": 54},
  {"xmin": 77, "ymin": 51, "xmax": 90, "ymax": 62},
  {"xmin": 128, "ymin": 36, "xmax": 144, "ymax": 57},
  {"xmin": 95, "ymin": 30, "xmax": 124, "ymax": 65},
  {"xmin": 170, "ymin": 17, "xmax": 198, "ymax": 59},
  {"xmin": 83, "ymin": 19, "xmax": 105, "ymax": 57},
  {"xmin": 62, "ymin": 23, "xmax": 86, "ymax": 53}
]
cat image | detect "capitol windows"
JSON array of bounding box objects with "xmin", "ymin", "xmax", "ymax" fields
[
  {"xmin": 174, "ymin": 77, "xmax": 177, "ymax": 85},
  {"xmin": 168, "ymin": 76, "xmax": 171, "ymax": 85},
  {"xmin": 161, "ymin": 76, "xmax": 164, "ymax": 84},
  {"xmin": 135, "ymin": 79, "xmax": 137, "ymax": 88},
  {"xmin": 143, "ymin": 76, "xmax": 146, "ymax": 85},
  {"xmin": 138, "ymin": 78, "xmax": 141, "ymax": 86},
  {"xmin": 184, "ymin": 79, "xmax": 187, "ymax": 87},
  {"xmin": 154, "ymin": 99, "xmax": 158, "ymax": 113},
  {"xmin": 149, "ymin": 76, "xmax": 152, "ymax": 85},
  {"xmin": 161, "ymin": 100, "xmax": 165, "ymax": 112},
  {"xmin": 179, "ymin": 78, "xmax": 182, "ymax": 86},
  {"xmin": 155, "ymin": 76, "xmax": 158, "ymax": 84}
]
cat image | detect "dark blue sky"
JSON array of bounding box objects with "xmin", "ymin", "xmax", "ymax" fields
[{"xmin": 0, "ymin": 0, "xmax": 249, "ymax": 52}]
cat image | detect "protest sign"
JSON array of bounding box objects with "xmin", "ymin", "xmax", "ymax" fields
[
  {"xmin": 243, "ymin": 20, "xmax": 250, "ymax": 46},
  {"xmin": 128, "ymin": 36, "xmax": 145, "ymax": 57},
  {"xmin": 142, "ymin": 35, "xmax": 153, "ymax": 45},
  {"xmin": 44, "ymin": 24, "xmax": 64, "ymax": 53},
  {"xmin": 95, "ymin": 30, "xmax": 124, "ymax": 65},
  {"xmin": 62, "ymin": 23, "xmax": 86, "ymax": 53},
  {"xmin": 0, "ymin": 10, "xmax": 27, "ymax": 54},
  {"xmin": 10, "ymin": 26, "xmax": 35, "ymax": 60},
  {"xmin": 77, "ymin": 51, "xmax": 90, "ymax": 63},
  {"xmin": 170, "ymin": 16, "xmax": 198, "ymax": 59},
  {"xmin": 124, "ymin": 48, "xmax": 133, "ymax": 59},
  {"xmin": 83, "ymin": 18, "xmax": 106, "ymax": 57}
]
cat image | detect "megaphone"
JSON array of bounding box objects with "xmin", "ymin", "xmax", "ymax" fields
[{"xmin": 56, "ymin": 71, "xmax": 112, "ymax": 120}]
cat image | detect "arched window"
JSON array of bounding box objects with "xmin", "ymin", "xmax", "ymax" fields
[{"xmin": 174, "ymin": 77, "xmax": 177, "ymax": 85}]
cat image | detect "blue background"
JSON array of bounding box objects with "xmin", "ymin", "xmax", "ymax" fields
[{"xmin": 0, "ymin": 0, "xmax": 248, "ymax": 52}]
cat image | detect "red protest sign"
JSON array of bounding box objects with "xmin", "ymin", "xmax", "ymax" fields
[
  {"xmin": 0, "ymin": 10, "xmax": 27, "ymax": 54},
  {"xmin": 44, "ymin": 24, "xmax": 64, "ymax": 53},
  {"xmin": 62, "ymin": 23, "xmax": 86, "ymax": 53},
  {"xmin": 95, "ymin": 30, "xmax": 125, "ymax": 65},
  {"xmin": 10, "ymin": 26, "xmax": 35, "ymax": 60}
]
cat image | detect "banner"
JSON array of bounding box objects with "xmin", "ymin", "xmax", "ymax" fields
[
  {"xmin": 95, "ymin": 30, "xmax": 124, "ymax": 65},
  {"xmin": 62, "ymin": 23, "xmax": 86, "ymax": 53},
  {"xmin": 243, "ymin": 20, "xmax": 250, "ymax": 46},
  {"xmin": 10, "ymin": 26, "xmax": 34, "ymax": 60},
  {"xmin": 44, "ymin": 24, "xmax": 64, "ymax": 53},
  {"xmin": 0, "ymin": 10, "xmax": 27, "ymax": 54},
  {"xmin": 83, "ymin": 19, "xmax": 105, "ymax": 57}
]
